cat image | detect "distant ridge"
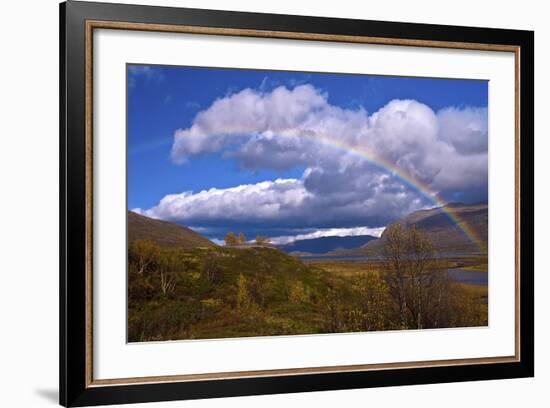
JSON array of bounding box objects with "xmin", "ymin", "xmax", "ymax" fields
[
  {"xmin": 362, "ymin": 202, "xmax": 488, "ymax": 255},
  {"xmin": 128, "ymin": 211, "xmax": 215, "ymax": 249},
  {"xmin": 277, "ymin": 235, "xmax": 377, "ymax": 255}
]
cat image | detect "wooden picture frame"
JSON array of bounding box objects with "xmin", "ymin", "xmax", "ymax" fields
[{"xmin": 60, "ymin": 1, "xmax": 534, "ymax": 406}]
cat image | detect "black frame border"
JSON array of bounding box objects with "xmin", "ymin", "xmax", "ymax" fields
[{"xmin": 60, "ymin": 1, "xmax": 534, "ymax": 406}]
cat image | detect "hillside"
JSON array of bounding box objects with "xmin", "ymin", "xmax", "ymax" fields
[
  {"xmin": 128, "ymin": 211, "xmax": 215, "ymax": 249},
  {"xmin": 362, "ymin": 202, "xmax": 488, "ymax": 255},
  {"xmin": 278, "ymin": 235, "xmax": 378, "ymax": 255},
  {"xmin": 127, "ymin": 207, "xmax": 488, "ymax": 342},
  {"xmin": 128, "ymin": 245, "xmax": 334, "ymax": 341},
  {"xmin": 128, "ymin": 237, "xmax": 487, "ymax": 342}
]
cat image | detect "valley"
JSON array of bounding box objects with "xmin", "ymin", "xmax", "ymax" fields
[{"xmin": 127, "ymin": 205, "xmax": 488, "ymax": 342}]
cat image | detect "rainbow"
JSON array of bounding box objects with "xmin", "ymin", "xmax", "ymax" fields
[
  {"xmin": 303, "ymin": 133, "xmax": 487, "ymax": 253},
  {"xmin": 132, "ymin": 129, "xmax": 487, "ymax": 253}
]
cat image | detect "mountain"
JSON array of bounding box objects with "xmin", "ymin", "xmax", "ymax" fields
[
  {"xmin": 277, "ymin": 235, "xmax": 378, "ymax": 255},
  {"xmin": 128, "ymin": 211, "xmax": 215, "ymax": 249},
  {"xmin": 362, "ymin": 202, "xmax": 488, "ymax": 255}
]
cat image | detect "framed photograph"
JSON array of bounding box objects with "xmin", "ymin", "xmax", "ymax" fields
[{"xmin": 60, "ymin": 1, "xmax": 534, "ymax": 406}]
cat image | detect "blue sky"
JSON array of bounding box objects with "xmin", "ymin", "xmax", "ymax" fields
[{"xmin": 128, "ymin": 64, "xmax": 488, "ymax": 242}]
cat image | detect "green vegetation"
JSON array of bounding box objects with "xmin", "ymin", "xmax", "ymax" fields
[
  {"xmin": 128, "ymin": 224, "xmax": 487, "ymax": 342},
  {"xmin": 128, "ymin": 241, "xmax": 330, "ymax": 341}
]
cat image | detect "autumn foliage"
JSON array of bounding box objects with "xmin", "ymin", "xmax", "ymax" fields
[{"xmin": 128, "ymin": 227, "xmax": 486, "ymax": 342}]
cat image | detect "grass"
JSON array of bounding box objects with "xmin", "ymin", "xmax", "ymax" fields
[
  {"xmin": 303, "ymin": 259, "xmax": 381, "ymax": 278},
  {"xmin": 459, "ymin": 282, "xmax": 488, "ymax": 304},
  {"xmin": 128, "ymin": 245, "xmax": 488, "ymax": 342}
]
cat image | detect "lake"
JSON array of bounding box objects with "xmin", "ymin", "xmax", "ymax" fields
[{"xmin": 446, "ymin": 269, "xmax": 487, "ymax": 286}]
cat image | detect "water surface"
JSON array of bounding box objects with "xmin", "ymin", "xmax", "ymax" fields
[{"xmin": 446, "ymin": 269, "xmax": 487, "ymax": 286}]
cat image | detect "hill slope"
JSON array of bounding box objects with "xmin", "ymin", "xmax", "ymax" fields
[
  {"xmin": 278, "ymin": 235, "xmax": 378, "ymax": 255},
  {"xmin": 128, "ymin": 211, "xmax": 215, "ymax": 249},
  {"xmin": 363, "ymin": 202, "xmax": 488, "ymax": 255},
  {"xmin": 128, "ymin": 244, "xmax": 333, "ymax": 341}
]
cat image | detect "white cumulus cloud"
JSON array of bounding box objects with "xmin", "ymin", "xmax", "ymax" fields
[
  {"xmin": 133, "ymin": 178, "xmax": 311, "ymax": 223},
  {"xmin": 170, "ymin": 85, "xmax": 487, "ymax": 197},
  {"xmin": 137, "ymin": 84, "xmax": 488, "ymax": 232}
]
